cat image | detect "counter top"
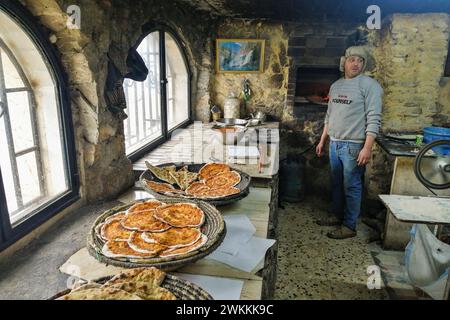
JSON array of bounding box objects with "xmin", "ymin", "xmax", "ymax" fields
[
  {"xmin": 134, "ymin": 121, "xmax": 280, "ymax": 179},
  {"xmin": 59, "ymin": 184, "xmax": 276, "ymax": 300},
  {"xmin": 376, "ymin": 135, "xmax": 420, "ymax": 157}
]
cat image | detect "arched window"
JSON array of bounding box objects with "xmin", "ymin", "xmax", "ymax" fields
[
  {"xmin": 124, "ymin": 29, "xmax": 191, "ymax": 159},
  {"xmin": 0, "ymin": 2, "xmax": 78, "ymax": 249}
]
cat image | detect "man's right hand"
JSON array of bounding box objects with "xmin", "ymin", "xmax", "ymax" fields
[{"xmin": 316, "ymin": 141, "xmax": 325, "ymax": 157}]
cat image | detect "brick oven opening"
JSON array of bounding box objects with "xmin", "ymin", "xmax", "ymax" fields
[{"xmin": 294, "ymin": 66, "xmax": 340, "ymax": 111}]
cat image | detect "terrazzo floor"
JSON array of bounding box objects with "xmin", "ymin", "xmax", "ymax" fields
[{"xmin": 274, "ymin": 196, "xmax": 391, "ymax": 300}]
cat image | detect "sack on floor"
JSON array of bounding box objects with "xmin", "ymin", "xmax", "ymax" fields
[{"xmin": 404, "ymin": 224, "xmax": 450, "ymax": 300}]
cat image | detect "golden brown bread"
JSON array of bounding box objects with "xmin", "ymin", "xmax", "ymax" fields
[
  {"xmin": 205, "ymin": 170, "xmax": 241, "ymax": 188},
  {"xmin": 142, "ymin": 227, "xmax": 202, "ymax": 248},
  {"xmin": 104, "ymin": 267, "xmax": 166, "ymax": 287},
  {"xmin": 100, "ymin": 219, "xmax": 133, "ymax": 242},
  {"xmin": 198, "ymin": 163, "xmax": 231, "ymax": 181},
  {"xmin": 128, "ymin": 231, "xmax": 168, "ymax": 254},
  {"xmin": 160, "ymin": 234, "xmax": 208, "ymax": 258},
  {"xmin": 154, "ymin": 203, "xmax": 205, "ymax": 227},
  {"xmin": 122, "ymin": 209, "xmax": 172, "ymax": 232}
]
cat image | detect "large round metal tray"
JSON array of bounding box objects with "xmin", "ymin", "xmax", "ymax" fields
[
  {"xmin": 87, "ymin": 197, "xmax": 226, "ymax": 271},
  {"xmin": 215, "ymin": 118, "xmax": 248, "ymax": 126},
  {"xmin": 139, "ymin": 162, "xmax": 251, "ymax": 206},
  {"xmin": 49, "ymin": 273, "xmax": 213, "ymax": 300}
]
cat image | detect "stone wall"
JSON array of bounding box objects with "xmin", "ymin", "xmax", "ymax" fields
[
  {"xmin": 372, "ymin": 14, "xmax": 450, "ymax": 131},
  {"xmin": 364, "ymin": 13, "xmax": 450, "ymax": 203},
  {"xmin": 212, "ymin": 19, "xmax": 290, "ymax": 121},
  {"xmin": 21, "ymin": 0, "xmax": 217, "ymax": 202}
]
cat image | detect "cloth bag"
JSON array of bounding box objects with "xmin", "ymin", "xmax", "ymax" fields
[{"xmin": 405, "ymin": 224, "xmax": 450, "ymax": 300}]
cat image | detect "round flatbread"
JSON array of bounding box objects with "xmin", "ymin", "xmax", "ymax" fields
[
  {"xmin": 199, "ymin": 186, "xmax": 241, "ymax": 199},
  {"xmin": 142, "ymin": 227, "xmax": 202, "ymax": 248},
  {"xmin": 104, "ymin": 267, "xmax": 167, "ymax": 288},
  {"xmin": 105, "ymin": 281, "xmax": 176, "ymax": 300},
  {"xmin": 127, "ymin": 200, "xmax": 166, "ymax": 214},
  {"xmin": 128, "ymin": 231, "xmax": 168, "ymax": 254},
  {"xmin": 100, "ymin": 218, "xmax": 133, "ymax": 242},
  {"xmin": 154, "ymin": 203, "xmax": 205, "ymax": 227},
  {"xmin": 59, "ymin": 287, "xmax": 143, "ymax": 300},
  {"xmin": 185, "ymin": 181, "xmax": 210, "ymax": 196},
  {"xmin": 160, "ymin": 234, "xmax": 208, "ymax": 258},
  {"xmin": 104, "ymin": 211, "xmax": 127, "ymax": 223},
  {"xmin": 205, "ymin": 170, "xmax": 241, "ymax": 189},
  {"xmin": 198, "ymin": 163, "xmax": 231, "ymax": 181},
  {"xmin": 101, "ymin": 240, "xmax": 155, "ymax": 259},
  {"xmin": 121, "ymin": 209, "xmax": 171, "ymax": 232}
]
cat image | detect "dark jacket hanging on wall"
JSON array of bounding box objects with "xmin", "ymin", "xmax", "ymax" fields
[{"xmin": 104, "ymin": 46, "xmax": 148, "ymax": 120}]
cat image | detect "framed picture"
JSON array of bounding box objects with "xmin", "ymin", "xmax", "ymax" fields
[{"xmin": 216, "ymin": 39, "xmax": 265, "ymax": 73}]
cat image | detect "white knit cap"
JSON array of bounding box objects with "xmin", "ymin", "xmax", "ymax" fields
[{"xmin": 339, "ymin": 46, "xmax": 369, "ymax": 72}]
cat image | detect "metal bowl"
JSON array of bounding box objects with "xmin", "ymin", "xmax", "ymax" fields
[{"xmin": 215, "ymin": 118, "xmax": 248, "ymax": 126}]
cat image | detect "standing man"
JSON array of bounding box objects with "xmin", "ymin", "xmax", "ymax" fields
[{"xmin": 315, "ymin": 46, "xmax": 383, "ymax": 239}]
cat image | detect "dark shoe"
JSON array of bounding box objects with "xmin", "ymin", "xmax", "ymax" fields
[
  {"xmin": 326, "ymin": 225, "xmax": 357, "ymax": 239},
  {"xmin": 362, "ymin": 217, "xmax": 384, "ymax": 233},
  {"xmin": 315, "ymin": 216, "xmax": 342, "ymax": 226}
]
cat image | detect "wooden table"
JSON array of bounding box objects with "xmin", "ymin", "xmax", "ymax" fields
[
  {"xmin": 376, "ymin": 137, "xmax": 450, "ymax": 250},
  {"xmin": 133, "ymin": 121, "xmax": 280, "ymax": 299},
  {"xmin": 379, "ymin": 195, "xmax": 450, "ymax": 225},
  {"xmin": 133, "ymin": 122, "xmax": 279, "ymax": 179},
  {"xmin": 378, "ymin": 194, "xmax": 450, "ymax": 300},
  {"xmin": 60, "ymin": 184, "xmax": 276, "ymax": 300},
  {"xmin": 61, "ymin": 121, "xmax": 280, "ymax": 300}
]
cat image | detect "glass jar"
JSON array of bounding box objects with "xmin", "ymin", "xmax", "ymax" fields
[{"xmin": 223, "ymin": 93, "xmax": 241, "ymax": 119}]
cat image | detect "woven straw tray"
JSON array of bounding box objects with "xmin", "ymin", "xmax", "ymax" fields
[
  {"xmin": 48, "ymin": 273, "xmax": 213, "ymax": 300},
  {"xmin": 139, "ymin": 162, "xmax": 251, "ymax": 206},
  {"xmin": 87, "ymin": 197, "xmax": 226, "ymax": 271}
]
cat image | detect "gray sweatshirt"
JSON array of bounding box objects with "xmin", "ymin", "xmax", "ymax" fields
[{"xmin": 324, "ymin": 74, "xmax": 383, "ymax": 142}]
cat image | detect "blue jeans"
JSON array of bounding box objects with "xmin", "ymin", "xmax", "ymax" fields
[{"xmin": 329, "ymin": 140, "xmax": 365, "ymax": 231}]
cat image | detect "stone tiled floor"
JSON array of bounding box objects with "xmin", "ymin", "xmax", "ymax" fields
[{"xmin": 274, "ymin": 196, "xmax": 390, "ymax": 300}]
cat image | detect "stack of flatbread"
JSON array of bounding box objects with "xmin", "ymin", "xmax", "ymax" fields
[
  {"xmin": 95, "ymin": 199, "xmax": 208, "ymax": 260},
  {"xmin": 58, "ymin": 267, "xmax": 177, "ymax": 300},
  {"xmin": 144, "ymin": 162, "xmax": 241, "ymax": 200}
]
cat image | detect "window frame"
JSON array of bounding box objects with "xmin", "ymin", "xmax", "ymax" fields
[
  {"xmin": 0, "ymin": 0, "xmax": 79, "ymax": 251},
  {"xmin": 126, "ymin": 26, "xmax": 193, "ymax": 162},
  {"xmin": 0, "ymin": 38, "xmax": 46, "ymax": 219}
]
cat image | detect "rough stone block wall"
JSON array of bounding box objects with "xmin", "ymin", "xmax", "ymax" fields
[
  {"xmin": 212, "ymin": 19, "xmax": 290, "ymax": 121},
  {"xmin": 372, "ymin": 13, "xmax": 450, "ymax": 131},
  {"xmin": 21, "ymin": 0, "xmax": 217, "ymax": 202},
  {"xmin": 365, "ymin": 13, "xmax": 450, "ymax": 203}
]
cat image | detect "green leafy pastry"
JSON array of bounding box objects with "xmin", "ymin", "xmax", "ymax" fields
[
  {"xmin": 145, "ymin": 161, "xmax": 177, "ymax": 184},
  {"xmin": 169, "ymin": 166, "xmax": 198, "ymax": 190}
]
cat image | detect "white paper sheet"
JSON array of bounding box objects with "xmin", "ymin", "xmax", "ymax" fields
[
  {"xmin": 218, "ymin": 215, "xmax": 256, "ymax": 256},
  {"xmin": 227, "ymin": 145, "xmax": 260, "ymax": 159},
  {"xmin": 207, "ymin": 237, "xmax": 276, "ymax": 273},
  {"xmin": 172, "ymin": 273, "xmax": 244, "ymax": 300}
]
